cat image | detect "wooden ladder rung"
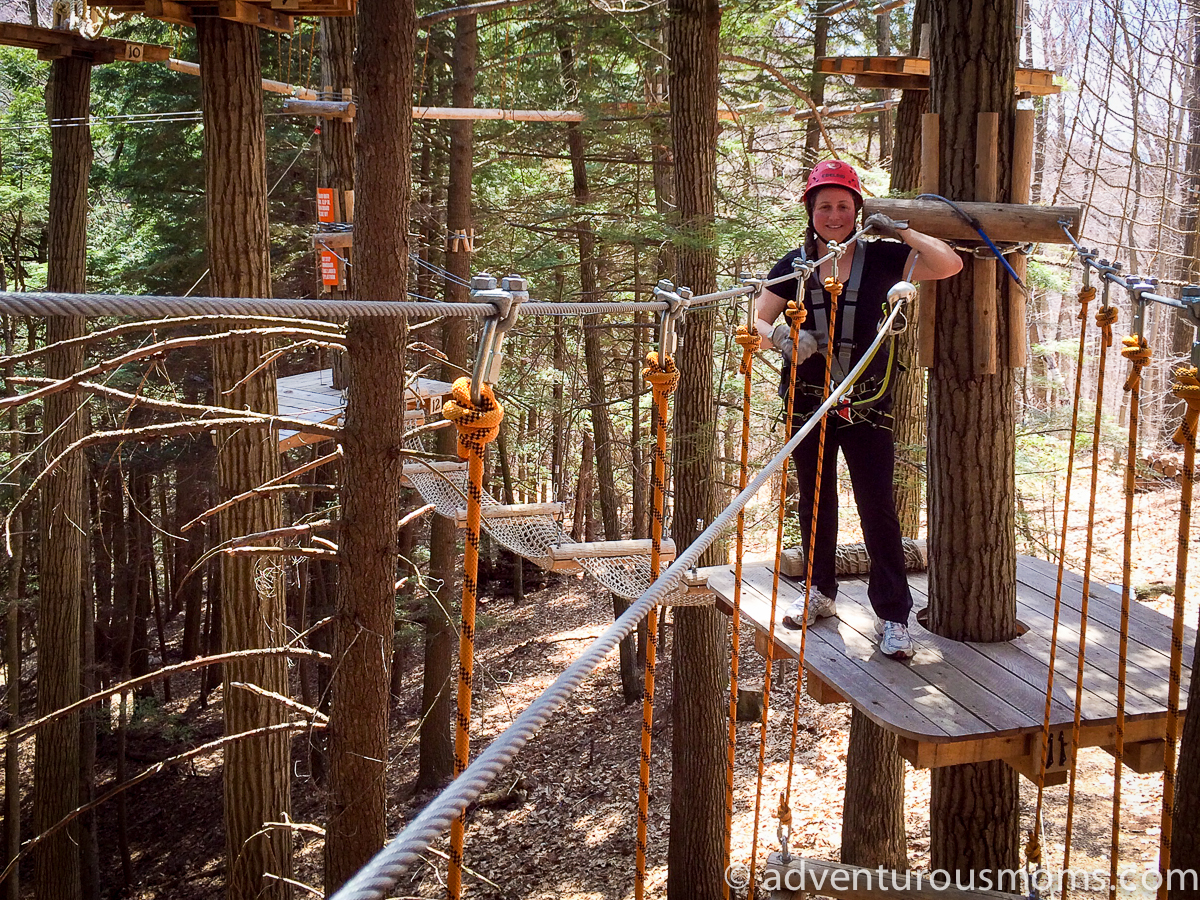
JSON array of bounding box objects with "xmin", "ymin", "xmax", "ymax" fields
[
  {"xmin": 453, "ymin": 502, "xmax": 566, "ymax": 528},
  {"xmin": 548, "ymin": 538, "xmax": 676, "ymax": 573}
]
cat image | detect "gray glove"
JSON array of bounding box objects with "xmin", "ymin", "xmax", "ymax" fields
[
  {"xmin": 771, "ymin": 323, "xmax": 819, "ymax": 365},
  {"xmin": 863, "ymin": 212, "xmax": 910, "ymax": 240}
]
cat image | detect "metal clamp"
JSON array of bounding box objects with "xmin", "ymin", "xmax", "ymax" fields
[
  {"xmin": 653, "ymin": 279, "xmax": 691, "ymax": 357},
  {"xmin": 777, "ymin": 819, "xmax": 791, "ymax": 865},
  {"xmin": 1124, "ymin": 274, "xmax": 1156, "ymax": 340},
  {"xmin": 1096, "ymin": 258, "xmax": 1121, "ymax": 311},
  {"xmin": 790, "ymin": 255, "xmax": 818, "ymax": 284},
  {"xmin": 469, "ymin": 272, "xmax": 527, "ymax": 405},
  {"xmin": 1180, "ymin": 286, "xmax": 1200, "ymax": 368},
  {"xmin": 739, "ymin": 272, "xmax": 766, "ymax": 327},
  {"xmin": 882, "ymin": 280, "xmax": 916, "ymax": 335}
]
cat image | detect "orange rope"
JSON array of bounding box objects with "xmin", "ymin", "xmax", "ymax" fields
[
  {"xmin": 725, "ymin": 323, "xmax": 760, "ymax": 900},
  {"xmin": 636, "ymin": 351, "xmax": 677, "ymax": 900},
  {"xmin": 1059, "ymin": 301, "xmax": 1116, "ymax": 892},
  {"xmin": 1028, "ymin": 284, "xmax": 1095, "ymax": 868},
  {"xmin": 785, "ymin": 275, "xmax": 842, "ymax": 806},
  {"xmin": 1157, "ymin": 365, "xmax": 1200, "ymax": 897},
  {"xmin": 1110, "ymin": 333, "xmax": 1151, "ymax": 899},
  {"xmin": 746, "ymin": 295, "xmax": 806, "ymax": 900},
  {"xmin": 442, "ymin": 377, "xmax": 503, "ymax": 900}
]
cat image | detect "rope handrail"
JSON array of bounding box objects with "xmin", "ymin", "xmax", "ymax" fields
[
  {"xmin": 327, "ymin": 291, "xmax": 911, "ymax": 900},
  {"xmin": 0, "ymin": 291, "xmax": 672, "ymax": 321}
]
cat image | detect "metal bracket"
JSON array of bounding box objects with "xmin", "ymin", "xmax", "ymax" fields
[
  {"xmin": 1124, "ymin": 274, "xmax": 1157, "ymax": 341},
  {"xmin": 1181, "ymin": 286, "xmax": 1200, "ymax": 369},
  {"xmin": 739, "ymin": 273, "xmax": 765, "ymax": 328},
  {"xmin": 1097, "ymin": 258, "xmax": 1121, "ymax": 311},
  {"xmin": 652, "ymin": 279, "xmax": 691, "ymax": 358},
  {"xmin": 882, "ymin": 280, "xmax": 917, "ymax": 335},
  {"xmin": 469, "ymin": 272, "xmax": 527, "ymax": 405},
  {"xmin": 777, "ymin": 820, "xmax": 791, "ymax": 865}
]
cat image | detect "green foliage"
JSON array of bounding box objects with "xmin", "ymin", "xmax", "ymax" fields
[{"xmin": 1028, "ymin": 258, "xmax": 1070, "ymax": 293}]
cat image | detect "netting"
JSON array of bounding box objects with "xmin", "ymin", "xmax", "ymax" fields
[{"xmin": 402, "ymin": 436, "xmax": 693, "ymax": 605}]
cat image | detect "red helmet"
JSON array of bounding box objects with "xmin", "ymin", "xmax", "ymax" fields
[{"xmin": 803, "ymin": 160, "xmax": 863, "ymax": 206}]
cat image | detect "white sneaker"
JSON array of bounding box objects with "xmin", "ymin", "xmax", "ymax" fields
[
  {"xmin": 782, "ymin": 590, "xmax": 837, "ymax": 629},
  {"xmin": 879, "ymin": 621, "xmax": 915, "ymax": 659}
]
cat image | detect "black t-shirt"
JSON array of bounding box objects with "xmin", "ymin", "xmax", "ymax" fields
[{"xmin": 768, "ymin": 239, "xmax": 911, "ymax": 410}]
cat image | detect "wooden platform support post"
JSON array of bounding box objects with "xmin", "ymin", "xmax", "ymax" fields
[
  {"xmin": 1007, "ymin": 108, "xmax": 1035, "ymax": 368},
  {"xmin": 917, "ymin": 112, "xmax": 938, "ymax": 368},
  {"xmin": 973, "ymin": 112, "xmax": 999, "ymax": 376}
]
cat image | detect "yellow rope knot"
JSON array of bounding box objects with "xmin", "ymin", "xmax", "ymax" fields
[
  {"xmin": 785, "ymin": 299, "xmax": 807, "ymax": 328},
  {"xmin": 776, "ymin": 792, "xmax": 792, "ymax": 829},
  {"xmin": 1094, "ymin": 305, "xmax": 1118, "ymax": 349},
  {"xmin": 1076, "ymin": 285, "xmax": 1096, "ymax": 321},
  {"xmin": 442, "ymin": 376, "xmax": 504, "ymax": 458},
  {"xmin": 735, "ymin": 324, "xmax": 761, "ymax": 375},
  {"xmin": 1025, "ymin": 828, "xmax": 1042, "ymax": 865},
  {"xmin": 643, "ymin": 351, "xmax": 680, "ymax": 396},
  {"xmin": 824, "ymin": 276, "xmax": 843, "ymax": 300},
  {"xmin": 1121, "ymin": 335, "xmax": 1152, "ymax": 392},
  {"xmin": 1172, "ymin": 366, "xmax": 1200, "ymax": 447}
]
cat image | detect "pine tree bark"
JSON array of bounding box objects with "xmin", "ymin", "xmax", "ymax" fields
[
  {"xmin": 926, "ymin": 0, "xmax": 1020, "ymax": 880},
  {"xmin": 418, "ymin": 12, "xmax": 473, "ymax": 793},
  {"xmin": 195, "ymin": 18, "xmax": 291, "ymax": 899},
  {"xmin": 324, "ymin": 1, "xmax": 413, "ymax": 887},
  {"xmin": 666, "ymin": 1, "xmax": 726, "ymax": 897},
  {"xmin": 803, "ymin": 0, "xmax": 831, "ymax": 168},
  {"xmin": 34, "ymin": 54, "xmax": 90, "ymax": 900}
]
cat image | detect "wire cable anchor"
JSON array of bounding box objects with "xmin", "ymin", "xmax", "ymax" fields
[
  {"xmin": 652, "ymin": 279, "xmax": 691, "ymax": 357},
  {"xmin": 469, "ymin": 272, "xmax": 527, "ymax": 405}
]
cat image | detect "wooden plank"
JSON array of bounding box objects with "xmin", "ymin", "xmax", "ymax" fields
[
  {"xmin": 711, "ymin": 568, "xmax": 956, "ymax": 742},
  {"xmin": 917, "ymin": 113, "xmax": 938, "ymax": 368},
  {"xmin": 1008, "ymin": 107, "xmax": 1035, "ymax": 367},
  {"xmin": 549, "ymin": 538, "xmax": 675, "ymax": 564},
  {"xmin": 314, "ymin": 230, "xmax": 353, "ymax": 249},
  {"xmin": 217, "ymin": 0, "xmax": 293, "ymax": 32},
  {"xmin": 738, "ymin": 567, "xmax": 982, "ymax": 740},
  {"xmin": 807, "ymin": 671, "xmax": 847, "ymax": 704},
  {"xmin": 452, "ymin": 502, "xmax": 565, "ymax": 528},
  {"xmin": 973, "ymin": 113, "xmax": 999, "ymax": 376},
  {"xmin": 861, "ymin": 198, "xmax": 1082, "ymax": 244}
]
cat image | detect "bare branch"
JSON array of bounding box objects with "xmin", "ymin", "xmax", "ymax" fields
[
  {"xmin": 227, "ymin": 520, "xmax": 335, "ymax": 549},
  {"xmin": 0, "ymin": 314, "xmax": 343, "ymax": 369},
  {"xmin": 0, "ymin": 721, "xmax": 325, "ymax": 886},
  {"xmin": 230, "ymin": 682, "xmax": 329, "ymax": 723},
  {"xmin": 418, "ymin": 0, "xmax": 540, "ymax": 27},
  {"xmin": 721, "ymin": 54, "xmax": 840, "ymax": 161},
  {"xmin": 0, "ymin": 647, "xmax": 330, "ymax": 752}
]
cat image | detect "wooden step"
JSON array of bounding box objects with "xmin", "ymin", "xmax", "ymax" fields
[
  {"xmin": 453, "ymin": 502, "xmax": 566, "ymax": 529},
  {"xmin": 548, "ymin": 538, "xmax": 676, "ymax": 573}
]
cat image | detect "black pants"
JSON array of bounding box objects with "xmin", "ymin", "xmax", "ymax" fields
[{"xmin": 790, "ymin": 410, "xmax": 913, "ymax": 625}]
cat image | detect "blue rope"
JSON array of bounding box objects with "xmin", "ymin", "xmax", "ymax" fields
[{"xmin": 916, "ymin": 193, "xmax": 1025, "ymax": 288}]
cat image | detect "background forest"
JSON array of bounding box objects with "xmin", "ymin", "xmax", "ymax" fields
[{"xmin": 1, "ymin": 0, "xmax": 1199, "ymax": 897}]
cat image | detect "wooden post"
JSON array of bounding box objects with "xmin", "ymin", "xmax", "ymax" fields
[
  {"xmin": 918, "ymin": 112, "xmax": 939, "ymax": 368},
  {"xmin": 974, "ymin": 112, "xmax": 998, "ymax": 375},
  {"xmin": 1008, "ymin": 108, "xmax": 1035, "ymax": 368}
]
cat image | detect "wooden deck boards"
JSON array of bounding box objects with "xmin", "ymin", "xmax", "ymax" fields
[
  {"xmin": 710, "ymin": 556, "xmax": 1192, "ymax": 770},
  {"xmin": 276, "ymin": 369, "xmax": 453, "ymax": 451}
]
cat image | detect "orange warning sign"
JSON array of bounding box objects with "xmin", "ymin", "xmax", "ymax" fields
[
  {"xmin": 317, "ymin": 187, "xmax": 336, "ymax": 223},
  {"xmin": 320, "ymin": 250, "xmax": 340, "ymax": 286}
]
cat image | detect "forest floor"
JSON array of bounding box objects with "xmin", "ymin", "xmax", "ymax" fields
[{"xmin": 89, "ymin": 455, "xmax": 1199, "ymax": 899}]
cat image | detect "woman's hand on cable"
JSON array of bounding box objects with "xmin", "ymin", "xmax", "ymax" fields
[{"xmin": 863, "ymin": 212, "xmax": 909, "ymax": 240}]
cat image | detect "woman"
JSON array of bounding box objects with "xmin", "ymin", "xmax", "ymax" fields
[{"xmin": 755, "ymin": 160, "xmax": 961, "ymax": 660}]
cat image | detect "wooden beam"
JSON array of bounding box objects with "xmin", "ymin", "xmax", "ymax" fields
[
  {"xmin": 314, "ymin": 230, "xmax": 353, "ymax": 250},
  {"xmin": 917, "ymin": 113, "xmax": 939, "ymax": 368},
  {"xmin": 452, "ymin": 502, "xmax": 566, "ymax": 529},
  {"xmin": 1008, "ymin": 108, "xmax": 1035, "ymax": 368},
  {"xmin": 548, "ymin": 538, "xmax": 676, "ymax": 572},
  {"xmin": 282, "ymin": 98, "xmax": 356, "ymax": 120},
  {"xmin": 807, "ymin": 672, "xmax": 847, "ymax": 705},
  {"xmin": 145, "ymin": 0, "xmax": 195, "ymax": 26},
  {"xmin": 861, "ymin": 198, "xmax": 1082, "ymax": 245},
  {"xmin": 217, "ymin": 0, "xmax": 293, "ymax": 33},
  {"xmin": 974, "ymin": 113, "xmax": 999, "ymax": 376},
  {"xmin": 1103, "ymin": 739, "xmax": 1167, "ymax": 774}
]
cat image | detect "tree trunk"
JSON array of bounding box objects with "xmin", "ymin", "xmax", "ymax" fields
[
  {"xmin": 926, "ymin": 0, "xmax": 1020, "ymax": 881},
  {"xmin": 875, "ymin": 11, "xmax": 893, "ymax": 164},
  {"xmin": 324, "ymin": 1, "xmax": 412, "ymax": 883},
  {"xmin": 418, "ymin": 10, "xmax": 473, "ymax": 794},
  {"xmin": 666, "ymin": 1, "xmax": 726, "ymax": 898},
  {"xmin": 195, "ymin": 18, "xmax": 291, "ymax": 899},
  {"xmin": 803, "ymin": 1, "xmax": 831, "ymax": 168},
  {"xmin": 34, "ymin": 53, "xmax": 90, "ymax": 900},
  {"xmin": 841, "ymin": 710, "xmax": 907, "ymax": 869}
]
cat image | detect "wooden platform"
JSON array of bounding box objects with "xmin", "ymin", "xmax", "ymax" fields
[
  {"xmin": 709, "ymin": 555, "xmax": 1192, "ymax": 780},
  {"xmin": 91, "ymin": 0, "xmax": 355, "ymax": 32},
  {"xmin": 276, "ymin": 369, "xmax": 453, "ymax": 452},
  {"xmin": 816, "ymin": 56, "xmax": 1060, "ymax": 97},
  {"xmin": 0, "ymin": 22, "xmax": 169, "ymax": 63}
]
